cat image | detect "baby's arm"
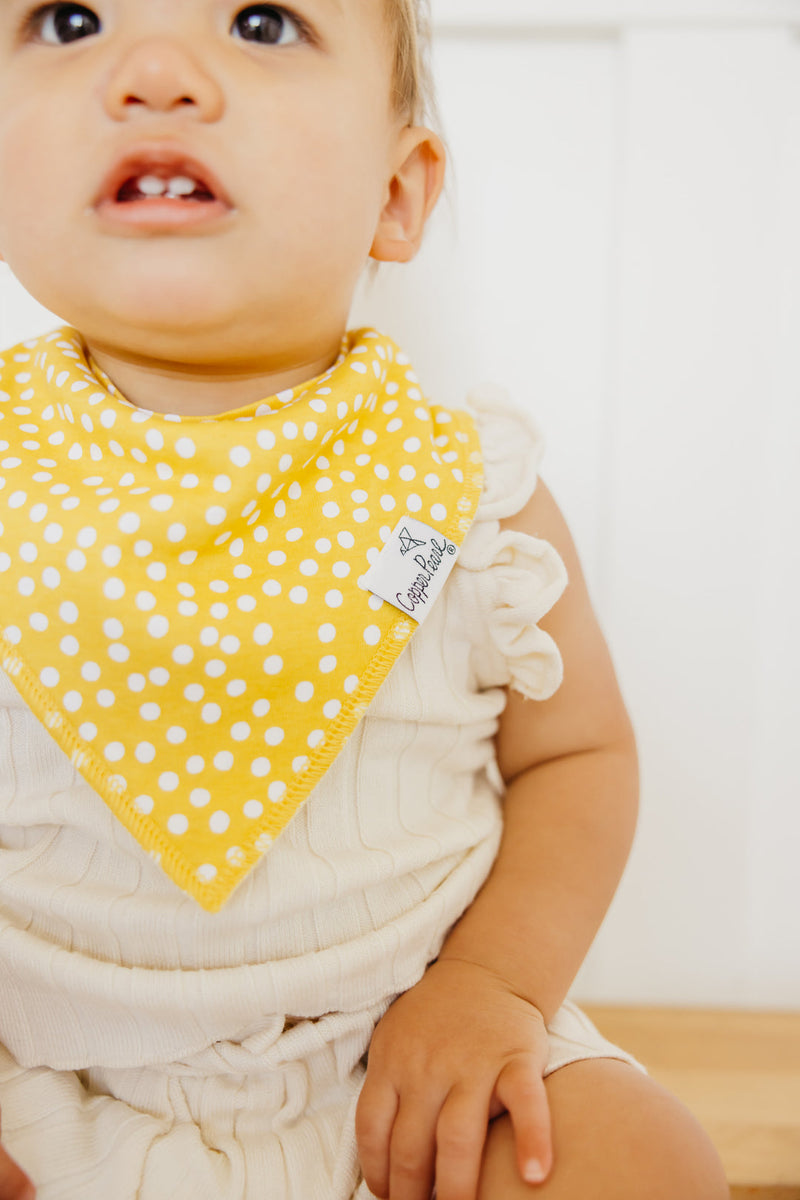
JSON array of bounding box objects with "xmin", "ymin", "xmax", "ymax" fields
[
  {"xmin": 356, "ymin": 481, "xmax": 639, "ymax": 1200},
  {"xmin": 441, "ymin": 478, "xmax": 640, "ymax": 1022}
]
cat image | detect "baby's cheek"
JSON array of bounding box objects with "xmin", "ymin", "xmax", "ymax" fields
[
  {"xmin": 285, "ymin": 96, "xmax": 390, "ymax": 231},
  {"xmin": 0, "ymin": 109, "xmax": 83, "ymax": 290},
  {"xmin": 0, "ymin": 116, "xmax": 48, "ymax": 244}
]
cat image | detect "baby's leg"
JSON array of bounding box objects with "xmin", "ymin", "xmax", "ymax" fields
[{"xmin": 477, "ymin": 1058, "xmax": 729, "ymax": 1200}]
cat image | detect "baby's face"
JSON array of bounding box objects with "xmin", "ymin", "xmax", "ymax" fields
[{"xmin": 0, "ymin": 0, "xmax": 404, "ymax": 365}]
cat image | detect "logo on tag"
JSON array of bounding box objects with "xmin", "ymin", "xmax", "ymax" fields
[{"xmin": 359, "ymin": 516, "xmax": 460, "ymax": 624}]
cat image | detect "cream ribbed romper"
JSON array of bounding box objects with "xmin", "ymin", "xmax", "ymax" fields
[{"xmin": 0, "ymin": 386, "xmax": 645, "ymax": 1199}]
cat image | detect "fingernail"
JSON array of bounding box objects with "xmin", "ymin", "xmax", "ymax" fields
[{"xmin": 523, "ymin": 1158, "xmax": 547, "ymax": 1183}]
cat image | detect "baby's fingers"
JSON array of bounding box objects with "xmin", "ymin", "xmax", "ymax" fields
[
  {"xmin": 0, "ymin": 1147, "xmax": 34, "ymax": 1200},
  {"xmin": 355, "ymin": 1079, "xmax": 398, "ymax": 1199},
  {"xmin": 0, "ymin": 1111, "xmax": 35, "ymax": 1200},
  {"xmin": 388, "ymin": 1092, "xmax": 442, "ymax": 1200},
  {"xmin": 433, "ymin": 1086, "xmax": 491, "ymax": 1200},
  {"xmin": 494, "ymin": 1056, "xmax": 553, "ymax": 1185}
]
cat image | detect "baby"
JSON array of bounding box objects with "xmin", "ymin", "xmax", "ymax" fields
[{"xmin": 0, "ymin": 2, "xmax": 730, "ymax": 1198}]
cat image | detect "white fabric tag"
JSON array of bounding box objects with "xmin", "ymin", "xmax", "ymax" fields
[{"xmin": 359, "ymin": 516, "xmax": 460, "ymax": 624}]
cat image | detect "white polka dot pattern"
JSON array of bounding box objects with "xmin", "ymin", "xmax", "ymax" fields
[{"xmin": 0, "ymin": 328, "xmax": 484, "ymax": 911}]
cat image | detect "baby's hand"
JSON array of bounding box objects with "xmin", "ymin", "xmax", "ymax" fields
[
  {"xmin": 356, "ymin": 958, "xmax": 552, "ymax": 1200},
  {"xmin": 0, "ymin": 1109, "xmax": 35, "ymax": 1200}
]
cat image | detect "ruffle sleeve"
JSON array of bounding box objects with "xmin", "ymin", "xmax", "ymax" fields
[{"xmin": 457, "ymin": 383, "xmax": 569, "ymax": 701}]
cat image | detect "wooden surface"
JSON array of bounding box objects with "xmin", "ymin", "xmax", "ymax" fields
[{"xmin": 581, "ymin": 1006, "xmax": 800, "ymax": 1199}]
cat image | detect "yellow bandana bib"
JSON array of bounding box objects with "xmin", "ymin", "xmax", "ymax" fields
[{"xmin": 0, "ymin": 327, "xmax": 483, "ymax": 911}]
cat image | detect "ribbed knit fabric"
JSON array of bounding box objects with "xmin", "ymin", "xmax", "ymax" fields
[{"xmin": 0, "ymin": 386, "xmax": 646, "ymax": 1199}]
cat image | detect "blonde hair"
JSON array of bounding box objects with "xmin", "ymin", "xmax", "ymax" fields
[{"xmin": 385, "ymin": 0, "xmax": 436, "ymax": 127}]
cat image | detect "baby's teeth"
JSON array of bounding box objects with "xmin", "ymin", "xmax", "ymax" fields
[
  {"xmin": 137, "ymin": 175, "xmax": 168, "ymax": 197},
  {"xmin": 166, "ymin": 176, "xmax": 198, "ymax": 198}
]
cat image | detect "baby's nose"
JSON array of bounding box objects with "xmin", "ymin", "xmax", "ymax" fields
[{"xmin": 103, "ymin": 39, "xmax": 225, "ymax": 121}]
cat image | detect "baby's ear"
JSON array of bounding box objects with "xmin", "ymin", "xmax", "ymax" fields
[{"xmin": 370, "ymin": 126, "xmax": 446, "ymax": 264}]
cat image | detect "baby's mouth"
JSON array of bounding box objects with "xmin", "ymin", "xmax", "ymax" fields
[
  {"xmin": 93, "ymin": 146, "xmax": 234, "ymax": 228},
  {"xmin": 116, "ymin": 172, "xmax": 217, "ymax": 204}
]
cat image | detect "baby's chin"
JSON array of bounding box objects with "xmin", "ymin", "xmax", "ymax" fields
[
  {"xmin": 75, "ymin": 306, "xmax": 343, "ymax": 384},
  {"xmin": 44, "ymin": 289, "xmax": 300, "ymax": 366},
  {"xmin": 8, "ymin": 243, "xmax": 286, "ymax": 347}
]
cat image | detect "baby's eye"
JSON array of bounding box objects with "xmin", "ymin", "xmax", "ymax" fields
[
  {"xmin": 23, "ymin": 2, "xmax": 101, "ymax": 44},
  {"xmin": 231, "ymin": 5, "xmax": 308, "ymax": 47}
]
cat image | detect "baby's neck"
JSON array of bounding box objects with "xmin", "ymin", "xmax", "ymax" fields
[{"xmin": 84, "ymin": 338, "xmax": 343, "ymax": 417}]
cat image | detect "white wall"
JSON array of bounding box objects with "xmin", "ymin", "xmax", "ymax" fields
[
  {"xmin": 353, "ymin": 0, "xmax": 800, "ymax": 1010},
  {"xmin": 2, "ymin": 0, "xmax": 798, "ymax": 1008}
]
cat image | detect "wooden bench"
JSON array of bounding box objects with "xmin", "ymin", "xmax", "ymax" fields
[{"xmin": 581, "ymin": 1006, "xmax": 800, "ymax": 1199}]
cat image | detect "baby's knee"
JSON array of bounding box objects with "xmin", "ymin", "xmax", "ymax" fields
[{"xmin": 478, "ymin": 1058, "xmax": 729, "ymax": 1200}]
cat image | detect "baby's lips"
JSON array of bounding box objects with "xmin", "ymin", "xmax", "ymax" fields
[{"xmin": 94, "ymin": 143, "xmax": 233, "ymax": 208}]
